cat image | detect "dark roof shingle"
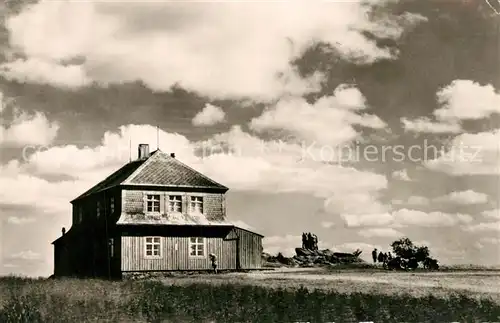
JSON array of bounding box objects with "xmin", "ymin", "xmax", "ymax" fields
[
  {"xmin": 71, "ymin": 159, "xmax": 146, "ymax": 202},
  {"xmin": 126, "ymin": 153, "xmax": 226, "ymax": 189},
  {"xmin": 71, "ymin": 150, "xmax": 227, "ymax": 202}
]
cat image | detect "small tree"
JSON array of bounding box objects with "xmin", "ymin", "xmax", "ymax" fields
[
  {"xmin": 390, "ymin": 237, "xmax": 435, "ymax": 269},
  {"xmin": 391, "ymin": 237, "xmax": 415, "ymax": 260},
  {"xmin": 414, "ymin": 246, "xmax": 430, "ymax": 262}
]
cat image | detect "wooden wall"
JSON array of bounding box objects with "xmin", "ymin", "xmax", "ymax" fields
[
  {"xmin": 53, "ymin": 230, "xmax": 121, "ymax": 279},
  {"xmin": 234, "ymin": 227, "xmax": 263, "ymax": 269},
  {"xmin": 120, "ymin": 227, "xmax": 262, "ymax": 272},
  {"xmin": 54, "ymin": 225, "xmax": 262, "ymax": 278},
  {"xmin": 121, "ymin": 236, "xmax": 237, "ymax": 271},
  {"xmin": 71, "ymin": 188, "xmax": 122, "ymax": 228}
]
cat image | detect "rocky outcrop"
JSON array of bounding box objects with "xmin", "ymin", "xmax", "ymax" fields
[{"xmin": 263, "ymin": 248, "xmax": 365, "ymax": 268}]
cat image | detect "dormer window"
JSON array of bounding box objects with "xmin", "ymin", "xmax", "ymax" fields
[
  {"xmin": 168, "ymin": 195, "xmax": 182, "ymax": 213},
  {"xmin": 190, "ymin": 196, "xmax": 203, "ymax": 214},
  {"xmin": 96, "ymin": 201, "xmax": 101, "ymax": 218},
  {"xmin": 146, "ymin": 194, "xmax": 160, "ymax": 213}
]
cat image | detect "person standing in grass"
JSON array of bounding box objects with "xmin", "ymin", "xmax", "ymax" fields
[
  {"xmin": 382, "ymin": 252, "xmax": 388, "ymax": 269},
  {"xmin": 372, "ymin": 248, "xmax": 378, "ymax": 263},
  {"xmin": 378, "ymin": 251, "xmax": 384, "ymax": 264},
  {"xmin": 209, "ymin": 253, "xmax": 218, "ymax": 274}
]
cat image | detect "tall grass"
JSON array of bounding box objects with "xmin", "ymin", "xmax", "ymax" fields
[{"xmin": 0, "ymin": 276, "xmax": 499, "ymax": 322}]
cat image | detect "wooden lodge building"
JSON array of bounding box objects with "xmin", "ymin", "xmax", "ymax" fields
[{"xmin": 52, "ymin": 144, "xmax": 264, "ymax": 279}]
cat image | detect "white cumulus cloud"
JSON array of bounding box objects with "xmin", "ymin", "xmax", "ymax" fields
[
  {"xmin": 192, "ymin": 103, "xmax": 226, "ymax": 126},
  {"xmin": 425, "ymin": 129, "xmax": 500, "ymax": 175},
  {"xmin": 392, "ymin": 169, "xmax": 411, "ymax": 181},
  {"xmin": 0, "ymin": 93, "xmax": 59, "ymax": 147},
  {"xmin": 358, "ymin": 227, "xmax": 402, "ymax": 238},
  {"xmin": 3, "ymin": 0, "xmax": 427, "ymax": 101},
  {"xmin": 435, "ymin": 80, "xmax": 500, "ymax": 122},
  {"xmin": 400, "ymin": 79, "xmax": 500, "ymax": 133},
  {"xmin": 250, "ymin": 85, "xmax": 386, "ymax": 146},
  {"xmin": 434, "ymin": 190, "xmax": 489, "ymax": 205},
  {"xmin": 482, "ymin": 209, "xmax": 500, "ymax": 220},
  {"xmin": 401, "ymin": 117, "xmax": 461, "ymax": 134}
]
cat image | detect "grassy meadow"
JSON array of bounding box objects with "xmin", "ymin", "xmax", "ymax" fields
[{"xmin": 0, "ymin": 273, "xmax": 500, "ymax": 323}]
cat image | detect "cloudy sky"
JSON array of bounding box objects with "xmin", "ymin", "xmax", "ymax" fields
[{"xmin": 0, "ymin": 0, "xmax": 499, "ymax": 277}]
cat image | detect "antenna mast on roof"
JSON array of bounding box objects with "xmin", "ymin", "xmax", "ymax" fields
[{"xmin": 157, "ymin": 125, "xmax": 159, "ymax": 150}]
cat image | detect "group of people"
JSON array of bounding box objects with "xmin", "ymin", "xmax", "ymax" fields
[
  {"xmin": 302, "ymin": 232, "xmax": 318, "ymax": 250},
  {"xmin": 372, "ymin": 248, "xmax": 392, "ymax": 266}
]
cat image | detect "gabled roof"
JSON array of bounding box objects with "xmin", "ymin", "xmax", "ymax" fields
[{"xmin": 71, "ymin": 149, "xmax": 228, "ymax": 203}]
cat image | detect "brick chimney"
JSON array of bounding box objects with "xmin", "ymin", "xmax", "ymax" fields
[{"xmin": 138, "ymin": 144, "xmax": 150, "ymax": 159}]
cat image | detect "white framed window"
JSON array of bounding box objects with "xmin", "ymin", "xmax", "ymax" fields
[
  {"xmin": 190, "ymin": 196, "xmax": 203, "ymax": 214},
  {"xmin": 145, "ymin": 237, "xmax": 162, "ymax": 258},
  {"xmin": 110, "ymin": 197, "xmax": 115, "ymax": 214},
  {"xmin": 168, "ymin": 195, "xmax": 182, "ymax": 213},
  {"xmin": 189, "ymin": 237, "xmax": 205, "ymax": 257},
  {"xmin": 146, "ymin": 194, "xmax": 161, "ymax": 213},
  {"xmin": 96, "ymin": 201, "xmax": 101, "ymax": 218}
]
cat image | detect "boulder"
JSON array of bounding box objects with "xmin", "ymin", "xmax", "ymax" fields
[
  {"xmin": 329, "ymin": 255, "xmax": 340, "ymax": 263},
  {"xmin": 314, "ymin": 257, "xmax": 331, "ymax": 265},
  {"xmin": 319, "ymin": 249, "xmax": 334, "ymax": 257},
  {"xmin": 295, "ymin": 248, "xmax": 314, "ymax": 257},
  {"xmin": 333, "ymin": 252, "xmax": 356, "ymax": 258},
  {"xmin": 264, "ymin": 247, "xmax": 364, "ymax": 268}
]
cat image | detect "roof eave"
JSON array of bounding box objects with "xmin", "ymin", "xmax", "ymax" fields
[
  {"xmin": 233, "ymin": 226, "xmax": 265, "ymax": 238},
  {"xmin": 70, "ymin": 159, "xmax": 147, "ymax": 203},
  {"xmin": 116, "ymin": 223, "xmax": 264, "ymax": 237},
  {"xmin": 120, "ymin": 183, "xmax": 229, "ymax": 192},
  {"xmin": 51, "ymin": 234, "xmax": 67, "ymax": 244},
  {"xmin": 70, "ymin": 185, "xmax": 121, "ymax": 203}
]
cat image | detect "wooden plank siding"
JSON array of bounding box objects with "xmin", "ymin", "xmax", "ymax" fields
[
  {"xmin": 121, "ymin": 236, "xmax": 237, "ymax": 271},
  {"xmin": 234, "ymin": 227, "xmax": 263, "ymax": 269},
  {"xmin": 120, "ymin": 226, "xmax": 262, "ymax": 272}
]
